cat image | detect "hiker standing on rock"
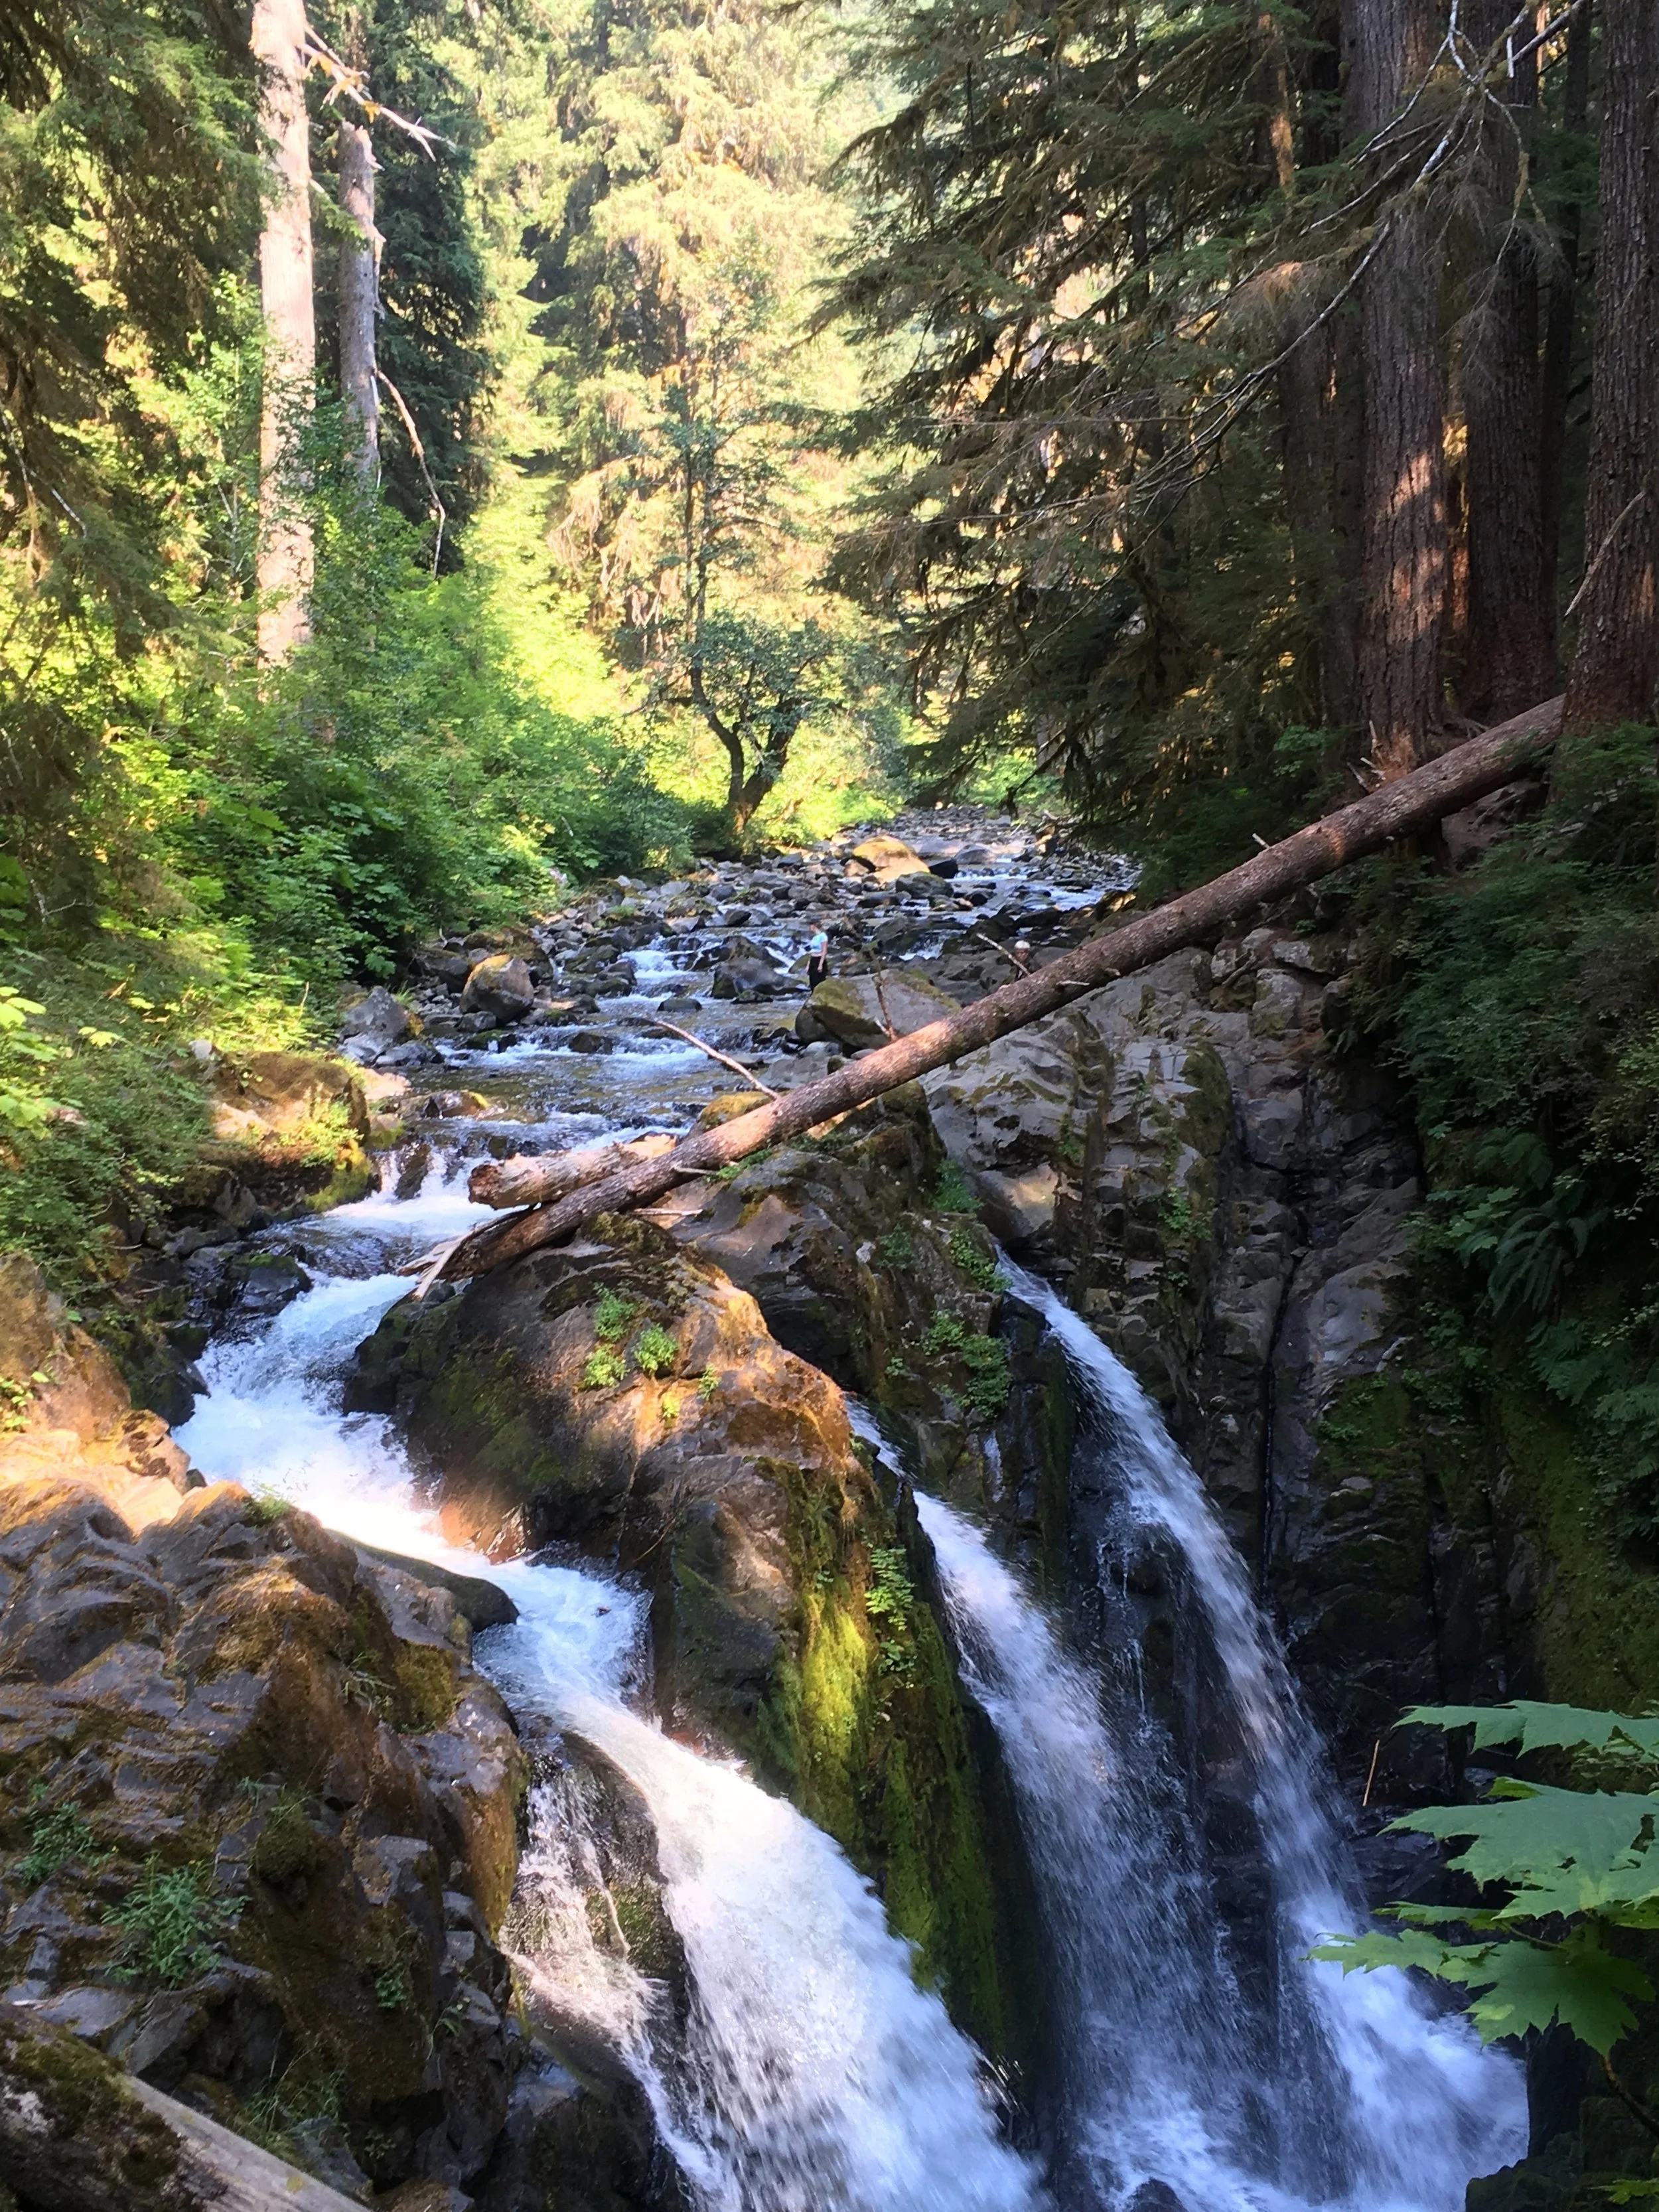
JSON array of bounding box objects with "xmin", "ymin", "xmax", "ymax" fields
[{"xmin": 806, "ymin": 928, "xmax": 830, "ymax": 991}]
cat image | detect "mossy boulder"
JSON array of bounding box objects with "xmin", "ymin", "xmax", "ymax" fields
[
  {"xmin": 365, "ymin": 1216, "xmax": 1029, "ymax": 2063},
  {"xmin": 797, "ymin": 970, "xmax": 957, "ymax": 1051},
  {"xmin": 179, "ymin": 1052, "xmax": 374, "ymax": 1218},
  {"xmin": 662, "ymin": 1087, "xmax": 1019, "ymax": 1499}
]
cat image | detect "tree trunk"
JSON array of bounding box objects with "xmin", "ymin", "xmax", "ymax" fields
[
  {"xmin": 1539, "ymin": 0, "xmax": 1591, "ymax": 613},
  {"xmin": 1346, "ymin": 0, "xmax": 1449, "ymax": 774},
  {"xmin": 1266, "ymin": 11, "xmax": 1357, "ymax": 729},
  {"xmin": 1463, "ymin": 0, "xmax": 1553, "ymax": 721},
  {"xmin": 338, "ymin": 91, "xmax": 380, "ymax": 484},
  {"xmin": 252, "ymin": 0, "xmax": 315, "ymax": 664},
  {"xmin": 1563, "ymin": 0, "xmax": 1659, "ymax": 731},
  {"xmin": 435, "ymin": 697, "xmax": 1563, "ymax": 1280}
]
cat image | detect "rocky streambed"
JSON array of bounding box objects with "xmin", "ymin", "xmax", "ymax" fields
[{"xmin": 0, "ymin": 806, "xmax": 1578, "ymax": 2210}]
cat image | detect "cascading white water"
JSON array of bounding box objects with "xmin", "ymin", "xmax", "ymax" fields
[
  {"xmin": 910, "ymin": 1261, "xmax": 1526, "ymax": 2212},
  {"xmin": 177, "ymin": 1165, "xmax": 1046, "ymax": 2212}
]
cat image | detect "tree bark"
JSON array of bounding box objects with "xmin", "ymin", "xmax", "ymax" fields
[
  {"xmin": 252, "ymin": 0, "xmax": 315, "ymax": 664},
  {"xmin": 1563, "ymin": 0, "xmax": 1659, "ymax": 731},
  {"xmin": 1538, "ymin": 0, "xmax": 1591, "ymax": 621},
  {"xmin": 1346, "ymin": 0, "xmax": 1449, "ymax": 774},
  {"xmin": 438, "ymin": 697, "xmax": 1563, "ymax": 1280},
  {"xmin": 1463, "ymin": 0, "xmax": 1554, "ymax": 721},
  {"xmin": 338, "ymin": 95, "xmax": 380, "ymax": 484}
]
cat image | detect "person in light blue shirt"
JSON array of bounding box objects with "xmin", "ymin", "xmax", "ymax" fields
[{"xmin": 806, "ymin": 929, "xmax": 830, "ymax": 990}]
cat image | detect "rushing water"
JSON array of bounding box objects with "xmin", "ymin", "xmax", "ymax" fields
[
  {"xmin": 902, "ymin": 1264, "xmax": 1524, "ymax": 2212},
  {"xmin": 171, "ymin": 826, "xmax": 1526, "ymax": 2211},
  {"xmin": 177, "ymin": 1167, "xmax": 1046, "ymax": 2212}
]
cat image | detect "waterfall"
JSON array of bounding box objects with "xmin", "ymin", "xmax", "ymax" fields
[
  {"xmin": 177, "ymin": 1173, "xmax": 1046, "ymax": 2212},
  {"xmin": 906, "ymin": 1262, "xmax": 1524, "ymax": 2212}
]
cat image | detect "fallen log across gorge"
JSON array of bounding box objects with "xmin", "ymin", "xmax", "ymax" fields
[{"xmin": 418, "ymin": 696, "xmax": 1563, "ymax": 1287}]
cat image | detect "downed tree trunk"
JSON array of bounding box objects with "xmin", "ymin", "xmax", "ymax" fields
[
  {"xmin": 468, "ymin": 1132, "xmax": 675, "ymax": 1212},
  {"xmin": 439, "ymin": 697, "xmax": 1563, "ymax": 1282},
  {"xmin": 0, "ymin": 1998, "xmax": 360, "ymax": 2211}
]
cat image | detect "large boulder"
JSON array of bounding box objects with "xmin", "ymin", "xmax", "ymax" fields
[
  {"xmin": 462, "ymin": 956, "xmax": 536, "ymax": 1025},
  {"xmin": 0, "ymin": 1432, "xmax": 522, "ymax": 2195},
  {"xmin": 360, "ymin": 1217, "xmax": 1026, "ymax": 2063},
  {"xmin": 339, "ymin": 985, "xmax": 413, "ymax": 1065},
  {"xmin": 183, "ymin": 1052, "xmax": 375, "ymax": 1219},
  {"xmin": 795, "ymin": 968, "xmax": 958, "ymax": 1052},
  {"xmin": 709, "ymin": 955, "xmax": 785, "ymax": 1003},
  {"xmin": 845, "ymin": 834, "xmax": 932, "ymax": 886}
]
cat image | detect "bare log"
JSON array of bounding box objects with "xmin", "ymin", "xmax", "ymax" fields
[
  {"xmin": 439, "ymin": 699, "xmax": 1562, "ymax": 1282},
  {"xmin": 467, "ymin": 1133, "xmax": 676, "ymax": 1212}
]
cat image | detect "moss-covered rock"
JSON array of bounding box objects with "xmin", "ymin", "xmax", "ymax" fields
[{"xmin": 365, "ymin": 1215, "xmax": 1029, "ymax": 2063}]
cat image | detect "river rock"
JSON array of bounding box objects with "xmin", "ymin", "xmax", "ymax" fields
[
  {"xmin": 846, "ymin": 834, "xmax": 932, "ymax": 885},
  {"xmin": 463, "ymin": 956, "xmax": 537, "ymax": 1024},
  {"xmin": 796, "ymin": 969, "xmax": 958, "ymax": 1051},
  {"xmin": 709, "ymin": 955, "xmax": 786, "ymax": 1002},
  {"xmin": 181, "ymin": 1052, "xmax": 375, "ymax": 1220},
  {"xmin": 340, "ymin": 985, "xmax": 414, "ymax": 1063}
]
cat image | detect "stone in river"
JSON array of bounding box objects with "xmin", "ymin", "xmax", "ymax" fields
[
  {"xmin": 710, "ymin": 957, "xmax": 786, "ymax": 1002},
  {"xmin": 462, "ymin": 954, "xmax": 536, "ymax": 1023},
  {"xmin": 846, "ymin": 833, "xmax": 932, "ymax": 885},
  {"xmin": 567, "ymin": 1028, "xmax": 613, "ymax": 1053},
  {"xmin": 798, "ymin": 969, "xmax": 958, "ymax": 1052},
  {"xmin": 340, "ymin": 984, "xmax": 414, "ymax": 1063}
]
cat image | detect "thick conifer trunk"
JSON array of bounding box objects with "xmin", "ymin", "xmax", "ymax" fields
[
  {"xmin": 1563, "ymin": 0, "xmax": 1659, "ymax": 731},
  {"xmin": 1346, "ymin": 0, "xmax": 1448, "ymax": 775},
  {"xmin": 338, "ymin": 106, "xmax": 380, "ymax": 483},
  {"xmin": 252, "ymin": 0, "xmax": 315, "ymax": 663},
  {"xmin": 1462, "ymin": 0, "xmax": 1553, "ymax": 720},
  {"xmin": 1538, "ymin": 0, "xmax": 1591, "ymax": 618}
]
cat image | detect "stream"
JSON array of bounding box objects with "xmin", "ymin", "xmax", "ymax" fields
[{"xmin": 175, "ymin": 818, "xmax": 1526, "ymax": 2211}]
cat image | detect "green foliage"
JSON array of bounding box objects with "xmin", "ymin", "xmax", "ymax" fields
[
  {"xmin": 593, "ymin": 1291, "xmax": 638, "ymax": 1345},
  {"xmin": 948, "ymin": 1223, "xmax": 1005, "ymax": 1291},
  {"xmin": 1338, "ymin": 733, "xmax": 1659, "ymax": 1532},
  {"xmin": 932, "ymin": 1161, "xmax": 975, "ymax": 1213},
  {"xmin": 632, "ymin": 1322, "xmax": 679, "ymax": 1378},
  {"xmin": 582, "ymin": 1345, "xmax": 626, "ymax": 1390},
  {"xmin": 19, "ymin": 1802, "xmax": 109, "ymax": 1887},
  {"xmin": 920, "ymin": 1311, "xmax": 1012, "ymax": 1418},
  {"xmin": 1315, "ymin": 1703, "xmax": 1659, "ymax": 2053},
  {"xmin": 863, "ymin": 1544, "xmax": 916, "ymax": 1677},
  {"xmin": 877, "ymin": 1227, "xmax": 913, "ymax": 1269},
  {"xmin": 104, "ymin": 1857, "xmax": 240, "ymax": 1986}
]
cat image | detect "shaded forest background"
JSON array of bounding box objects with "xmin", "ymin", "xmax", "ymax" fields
[{"xmin": 10, "ymin": 0, "xmax": 1659, "ymax": 1531}]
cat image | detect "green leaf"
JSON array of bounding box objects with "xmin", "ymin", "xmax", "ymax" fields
[
  {"xmin": 1390, "ymin": 1783, "xmax": 1658, "ymax": 1891},
  {"xmin": 1401, "ymin": 1701, "xmax": 1659, "ymax": 1757},
  {"xmin": 1314, "ymin": 1925, "xmax": 1652, "ymax": 2053}
]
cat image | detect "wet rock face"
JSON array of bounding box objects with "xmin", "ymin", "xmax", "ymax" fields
[
  {"xmin": 0, "ymin": 1286, "xmax": 524, "ymax": 2201},
  {"xmin": 921, "ymin": 932, "xmax": 1529, "ymax": 1777}
]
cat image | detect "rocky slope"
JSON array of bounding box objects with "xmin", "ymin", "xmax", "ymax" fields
[{"xmin": 0, "ymin": 1256, "xmax": 523, "ymax": 2205}]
